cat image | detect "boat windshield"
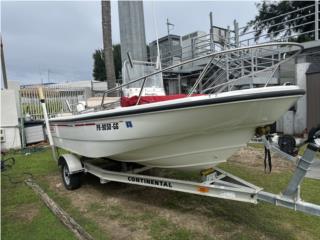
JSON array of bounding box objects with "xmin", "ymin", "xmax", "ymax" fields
[{"xmin": 122, "ymin": 61, "xmax": 164, "ymax": 89}]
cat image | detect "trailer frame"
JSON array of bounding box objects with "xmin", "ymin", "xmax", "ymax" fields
[{"xmin": 57, "ymin": 140, "xmax": 320, "ymax": 217}]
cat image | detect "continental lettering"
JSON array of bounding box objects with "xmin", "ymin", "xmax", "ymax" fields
[{"xmin": 128, "ymin": 176, "xmax": 173, "ymax": 188}]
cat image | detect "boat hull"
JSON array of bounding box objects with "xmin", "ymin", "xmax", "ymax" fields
[{"xmin": 50, "ymin": 86, "xmax": 303, "ymax": 170}]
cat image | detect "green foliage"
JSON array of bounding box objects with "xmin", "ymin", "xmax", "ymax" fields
[
  {"xmin": 113, "ymin": 44, "xmax": 122, "ymax": 80},
  {"xmin": 92, "ymin": 49, "xmax": 106, "ymax": 82},
  {"xmin": 1, "ymin": 148, "xmax": 77, "ymax": 240},
  {"xmin": 92, "ymin": 45, "xmax": 122, "ymax": 81},
  {"xmin": 245, "ymin": 1, "xmax": 315, "ymax": 42}
]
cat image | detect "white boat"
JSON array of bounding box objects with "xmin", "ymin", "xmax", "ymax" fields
[{"xmin": 49, "ymin": 43, "xmax": 304, "ymax": 170}]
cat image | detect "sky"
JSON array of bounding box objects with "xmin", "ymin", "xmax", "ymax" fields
[{"xmin": 1, "ymin": 0, "xmax": 258, "ymax": 85}]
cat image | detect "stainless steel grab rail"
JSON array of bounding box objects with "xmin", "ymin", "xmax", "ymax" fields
[{"xmin": 100, "ymin": 42, "xmax": 303, "ymax": 108}]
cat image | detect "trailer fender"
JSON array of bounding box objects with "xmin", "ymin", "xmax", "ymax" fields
[{"xmin": 58, "ymin": 154, "xmax": 83, "ymax": 174}]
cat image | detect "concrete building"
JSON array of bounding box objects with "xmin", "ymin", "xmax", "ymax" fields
[
  {"xmin": 149, "ymin": 34, "xmax": 182, "ymax": 67},
  {"xmin": 118, "ymin": 0, "xmax": 147, "ymax": 63},
  {"xmin": 276, "ymin": 41, "xmax": 320, "ymax": 135},
  {"xmin": 181, "ymin": 31, "xmax": 209, "ymax": 61},
  {"xmin": 306, "ymin": 63, "xmax": 320, "ymax": 131}
]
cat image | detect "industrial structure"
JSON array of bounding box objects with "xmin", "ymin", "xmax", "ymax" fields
[
  {"xmin": 149, "ymin": 34, "xmax": 182, "ymax": 68},
  {"xmin": 118, "ymin": 0, "xmax": 147, "ymax": 64}
]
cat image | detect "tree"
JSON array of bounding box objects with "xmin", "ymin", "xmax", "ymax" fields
[
  {"xmin": 92, "ymin": 45, "xmax": 122, "ymax": 82},
  {"xmin": 101, "ymin": 0, "xmax": 116, "ymax": 96},
  {"xmin": 244, "ymin": 1, "xmax": 315, "ymax": 42},
  {"xmin": 93, "ymin": 49, "xmax": 106, "ymax": 82},
  {"xmin": 113, "ymin": 44, "xmax": 122, "ymax": 80}
]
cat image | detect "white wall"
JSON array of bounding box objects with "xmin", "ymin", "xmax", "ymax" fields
[
  {"xmin": 1, "ymin": 90, "xmax": 21, "ymax": 150},
  {"xmin": 8, "ymin": 80, "xmax": 21, "ymax": 117},
  {"xmin": 277, "ymin": 58, "xmax": 309, "ymax": 135},
  {"xmin": 294, "ymin": 62, "xmax": 310, "ymax": 134}
]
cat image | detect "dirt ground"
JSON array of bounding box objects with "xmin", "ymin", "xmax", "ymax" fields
[
  {"xmin": 8, "ymin": 203, "xmax": 40, "ymax": 223},
  {"xmin": 44, "ymin": 147, "xmax": 298, "ymax": 240},
  {"xmin": 228, "ymin": 146, "xmax": 295, "ymax": 172}
]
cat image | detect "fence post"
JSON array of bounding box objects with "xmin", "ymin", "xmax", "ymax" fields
[{"xmin": 316, "ymin": 0, "xmax": 319, "ymax": 40}]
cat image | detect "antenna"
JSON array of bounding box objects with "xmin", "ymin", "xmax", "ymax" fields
[
  {"xmin": 166, "ymin": 18, "xmax": 174, "ymax": 64},
  {"xmin": 166, "ymin": 18, "xmax": 174, "ymax": 36},
  {"xmin": 152, "ymin": 1, "xmax": 161, "ymax": 70}
]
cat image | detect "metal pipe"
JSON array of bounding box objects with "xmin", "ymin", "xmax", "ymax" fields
[
  {"xmin": 258, "ymin": 191, "xmax": 320, "ymax": 216},
  {"xmin": 38, "ymin": 87, "xmax": 57, "ymax": 161},
  {"xmin": 316, "ymin": 0, "xmax": 319, "ymax": 40},
  {"xmin": 178, "ymin": 74, "xmax": 181, "ymax": 94},
  {"xmin": 188, "ymin": 57, "xmax": 214, "ymax": 96},
  {"xmin": 226, "ymin": 53, "xmax": 230, "ymax": 89},
  {"xmin": 282, "ymin": 144, "xmax": 318, "ymax": 198},
  {"xmin": 239, "ymin": 12, "xmax": 315, "ymax": 37},
  {"xmin": 264, "ymin": 63, "xmax": 281, "ymax": 87},
  {"xmin": 234, "ymin": 20, "xmax": 239, "ymax": 47},
  {"xmin": 249, "ymin": 4, "xmax": 314, "ymax": 26},
  {"xmin": 203, "ymin": 61, "xmax": 284, "ymax": 94},
  {"xmin": 209, "ymin": 12, "xmax": 214, "ymax": 52},
  {"xmin": 18, "ymin": 92, "xmax": 26, "ymax": 148},
  {"xmin": 240, "ymin": 20, "xmax": 315, "ymax": 43},
  {"xmin": 136, "ymin": 77, "xmax": 147, "ymax": 105},
  {"xmin": 251, "ymin": 49, "xmax": 254, "ymax": 88}
]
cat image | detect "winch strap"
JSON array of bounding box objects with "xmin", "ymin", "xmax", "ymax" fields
[{"xmin": 264, "ymin": 135, "xmax": 272, "ymax": 173}]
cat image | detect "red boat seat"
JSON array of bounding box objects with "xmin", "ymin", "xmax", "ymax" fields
[{"xmin": 120, "ymin": 94, "xmax": 203, "ymax": 107}]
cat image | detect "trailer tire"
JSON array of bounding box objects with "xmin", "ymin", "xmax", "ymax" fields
[{"xmin": 60, "ymin": 158, "xmax": 82, "ymax": 190}]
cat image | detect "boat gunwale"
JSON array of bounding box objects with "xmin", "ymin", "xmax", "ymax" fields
[{"xmin": 49, "ymin": 88, "xmax": 305, "ymax": 123}]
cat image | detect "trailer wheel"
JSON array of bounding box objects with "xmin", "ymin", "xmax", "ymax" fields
[{"xmin": 60, "ymin": 159, "xmax": 82, "ymax": 190}]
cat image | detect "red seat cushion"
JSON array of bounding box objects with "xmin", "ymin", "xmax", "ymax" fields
[{"xmin": 120, "ymin": 94, "xmax": 203, "ymax": 107}]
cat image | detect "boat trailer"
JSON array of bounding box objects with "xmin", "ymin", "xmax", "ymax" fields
[
  {"xmin": 56, "ymin": 139, "xmax": 320, "ymax": 217},
  {"xmin": 38, "ymin": 88, "xmax": 320, "ymax": 217}
]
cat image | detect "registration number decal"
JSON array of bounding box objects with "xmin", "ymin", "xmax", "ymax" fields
[
  {"xmin": 96, "ymin": 122, "xmax": 119, "ymax": 131},
  {"xmin": 96, "ymin": 121, "xmax": 133, "ymax": 131}
]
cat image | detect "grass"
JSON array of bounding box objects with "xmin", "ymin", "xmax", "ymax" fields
[
  {"xmin": 157, "ymin": 160, "xmax": 320, "ymax": 239},
  {"xmin": 1, "ymin": 148, "xmax": 77, "ymax": 240},
  {"xmin": 88, "ymin": 201, "xmax": 196, "ymax": 240},
  {"xmin": 1, "ymin": 146, "xmax": 320, "ymax": 240},
  {"xmin": 1, "ymin": 147, "xmax": 107, "ymax": 240}
]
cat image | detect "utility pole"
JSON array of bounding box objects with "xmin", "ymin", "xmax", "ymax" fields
[
  {"xmin": 101, "ymin": 0, "xmax": 116, "ymax": 96},
  {"xmin": 1, "ymin": 37, "xmax": 8, "ymax": 89}
]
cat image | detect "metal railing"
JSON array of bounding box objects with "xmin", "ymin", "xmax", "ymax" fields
[
  {"xmin": 237, "ymin": 1, "xmax": 319, "ymax": 46},
  {"xmin": 148, "ymin": 1, "xmax": 318, "ymax": 70},
  {"xmin": 100, "ymin": 42, "xmax": 303, "ymax": 109},
  {"xmin": 20, "ymin": 85, "xmax": 89, "ymax": 120}
]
